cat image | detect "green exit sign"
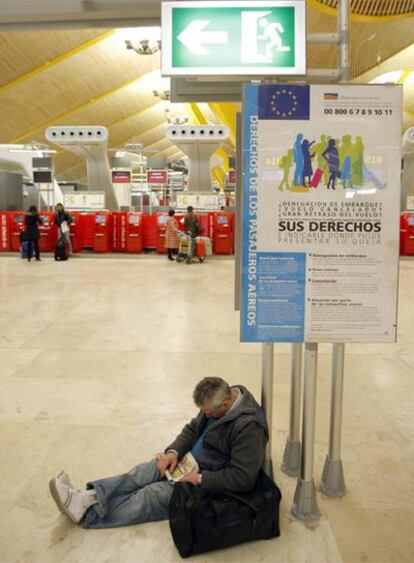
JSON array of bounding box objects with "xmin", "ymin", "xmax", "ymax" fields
[{"xmin": 162, "ymin": 1, "xmax": 306, "ymax": 76}]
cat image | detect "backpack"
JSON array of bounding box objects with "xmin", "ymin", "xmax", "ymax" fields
[{"xmin": 169, "ymin": 469, "xmax": 281, "ymax": 558}]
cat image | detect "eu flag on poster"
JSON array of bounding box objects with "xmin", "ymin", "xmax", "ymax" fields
[{"xmin": 258, "ymin": 85, "xmax": 310, "ymax": 120}]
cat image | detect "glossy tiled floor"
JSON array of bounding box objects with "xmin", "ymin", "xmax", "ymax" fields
[{"xmin": 0, "ymin": 254, "xmax": 413, "ymax": 563}]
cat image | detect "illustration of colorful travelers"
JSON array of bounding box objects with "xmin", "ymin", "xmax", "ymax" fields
[
  {"xmin": 322, "ymin": 139, "xmax": 340, "ymax": 190},
  {"xmin": 351, "ymin": 136, "xmax": 364, "ymax": 186},
  {"xmin": 363, "ymin": 162, "xmax": 386, "ymax": 189},
  {"xmin": 339, "ymin": 135, "xmax": 355, "ymax": 189},
  {"xmin": 301, "ymin": 139, "xmax": 315, "ymax": 187},
  {"xmin": 315, "ymin": 134, "xmax": 330, "ymax": 183},
  {"xmin": 293, "ymin": 133, "xmax": 304, "ymax": 186},
  {"xmin": 277, "ymin": 149, "xmax": 293, "ymax": 191}
]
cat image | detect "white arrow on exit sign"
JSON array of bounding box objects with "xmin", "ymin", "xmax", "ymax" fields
[{"xmin": 177, "ymin": 20, "xmax": 228, "ymax": 56}]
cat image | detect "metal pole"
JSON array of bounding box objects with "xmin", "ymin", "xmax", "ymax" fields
[
  {"xmin": 291, "ymin": 343, "xmax": 320, "ymax": 521},
  {"xmin": 321, "ymin": 343, "xmax": 346, "ymax": 496},
  {"xmin": 320, "ymin": 0, "xmax": 350, "ymax": 497},
  {"xmin": 307, "ymin": 68, "xmax": 340, "ymax": 81},
  {"xmin": 338, "ymin": 0, "xmax": 351, "ymax": 82},
  {"xmin": 281, "ymin": 343, "xmax": 303, "ymax": 476},
  {"xmin": 330, "ymin": 345, "xmax": 345, "ymax": 460},
  {"xmin": 307, "ymin": 32, "xmax": 339, "ymax": 44},
  {"xmin": 261, "ymin": 342, "xmax": 274, "ymax": 478}
]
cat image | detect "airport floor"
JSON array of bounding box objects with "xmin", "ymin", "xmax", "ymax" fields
[{"xmin": 0, "ymin": 253, "xmax": 413, "ymax": 563}]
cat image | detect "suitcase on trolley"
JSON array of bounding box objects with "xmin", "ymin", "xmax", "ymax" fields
[
  {"xmin": 54, "ymin": 236, "xmax": 70, "ymax": 261},
  {"xmin": 195, "ymin": 238, "xmax": 206, "ymax": 262},
  {"xmin": 310, "ymin": 168, "xmax": 324, "ymax": 188},
  {"xmin": 198, "ymin": 236, "xmax": 212, "ymax": 256}
]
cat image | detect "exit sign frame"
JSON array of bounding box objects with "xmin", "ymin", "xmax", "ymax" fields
[{"xmin": 161, "ymin": 0, "xmax": 306, "ymax": 77}]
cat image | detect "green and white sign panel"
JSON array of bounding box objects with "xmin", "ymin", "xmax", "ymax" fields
[{"xmin": 161, "ymin": 1, "xmax": 306, "ymax": 76}]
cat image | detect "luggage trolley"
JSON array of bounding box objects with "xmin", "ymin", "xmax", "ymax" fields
[
  {"xmin": 176, "ymin": 232, "xmax": 195, "ymax": 263},
  {"xmin": 176, "ymin": 232, "xmax": 210, "ymax": 264}
]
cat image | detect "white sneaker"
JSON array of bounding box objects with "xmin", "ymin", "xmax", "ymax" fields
[
  {"xmin": 52, "ymin": 471, "xmax": 75, "ymax": 515},
  {"xmin": 57, "ymin": 470, "xmax": 74, "ymax": 489},
  {"xmin": 49, "ymin": 475, "xmax": 87, "ymax": 524}
]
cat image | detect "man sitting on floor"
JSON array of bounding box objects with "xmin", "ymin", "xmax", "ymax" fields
[{"xmin": 49, "ymin": 376, "xmax": 268, "ymax": 529}]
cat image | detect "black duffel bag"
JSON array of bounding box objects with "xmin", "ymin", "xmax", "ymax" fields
[{"xmin": 169, "ymin": 470, "xmax": 282, "ymax": 558}]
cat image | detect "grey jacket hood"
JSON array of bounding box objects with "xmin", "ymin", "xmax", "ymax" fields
[{"xmin": 207, "ymin": 385, "xmax": 269, "ymax": 438}]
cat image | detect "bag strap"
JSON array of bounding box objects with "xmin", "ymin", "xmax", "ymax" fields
[
  {"xmin": 182, "ymin": 483, "xmax": 210, "ymax": 512},
  {"xmin": 183, "ymin": 483, "xmax": 261, "ymax": 518},
  {"xmin": 208, "ymin": 490, "xmax": 259, "ymax": 518}
]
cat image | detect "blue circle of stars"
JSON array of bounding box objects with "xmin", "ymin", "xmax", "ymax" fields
[{"xmin": 270, "ymin": 88, "xmax": 298, "ymax": 117}]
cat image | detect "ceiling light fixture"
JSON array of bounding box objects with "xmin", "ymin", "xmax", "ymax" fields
[
  {"xmin": 125, "ymin": 39, "xmax": 161, "ymax": 55},
  {"xmin": 164, "ymin": 109, "xmax": 189, "ymax": 125},
  {"xmin": 153, "ymin": 89, "xmax": 170, "ymax": 101}
]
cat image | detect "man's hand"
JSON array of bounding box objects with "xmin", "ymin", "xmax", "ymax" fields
[
  {"xmin": 180, "ymin": 471, "xmax": 201, "ymax": 486},
  {"xmin": 155, "ymin": 452, "xmax": 178, "ymax": 476}
]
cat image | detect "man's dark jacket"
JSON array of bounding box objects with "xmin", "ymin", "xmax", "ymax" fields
[
  {"xmin": 165, "ymin": 386, "xmax": 268, "ymax": 492},
  {"xmin": 24, "ymin": 213, "xmax": 42, "ymax": 240},
  {"xmin": 54, "ymin": 210, "xmax": 73, "ymax": 226}
]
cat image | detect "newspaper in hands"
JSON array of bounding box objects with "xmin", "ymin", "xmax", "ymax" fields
[{"xmin": 165, "ymin": 452, "xmax": 198, "ymax": 484}]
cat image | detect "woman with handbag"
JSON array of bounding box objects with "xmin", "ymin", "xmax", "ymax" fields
[
  {"xmin": 24, "ymin": 205, "xmax": 43, "ymax": 262},
  {"xmin": 165, "ymin": 209, "xmax": 180, "ymax": 261}
]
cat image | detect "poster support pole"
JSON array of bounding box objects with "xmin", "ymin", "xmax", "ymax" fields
[
  {"xmin": 321, "ymin": 343, "xmax": 346, "ymax": 496},
  {"xmin": 338, "ymin": 0, "xmax": 350, "ymax": 82},
  {"xmin": 281, "ymin": 343, "xmax": 303, "ymax": 476},
  {"xmin": 261, "ymin": 342, "xmax": 274, "ymax": 478},
  {"xmin": 291, "ymin": 343, "xmax": 321, "ymax": 521},
  {"xmin": 320, "ymin": 0, "xmax": 349, "ymax": 498}
]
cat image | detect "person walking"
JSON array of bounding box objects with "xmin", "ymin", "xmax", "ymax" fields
[
  {"xmin": 165, "ymin": 209, "xmax": 179, "ymax": 261},
  {"xmin": 54, "ymin": 203, "xmax": 73, "ymax": 254},
  {"xmin": 24, "ymin": 205, "xmax": 43, "ymax": 262}
]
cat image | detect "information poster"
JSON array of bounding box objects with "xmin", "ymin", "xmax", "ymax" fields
[
  {"xmin": 176, "ymin": 193, "xmax": 226, "ymax": 210},
  {"xmin": 64, "ymin": 192, "xmax": 105, "ymax": 210},
  {"xmin": 241, "ymin": 84, "xmax": 402, "ymax": 343}
]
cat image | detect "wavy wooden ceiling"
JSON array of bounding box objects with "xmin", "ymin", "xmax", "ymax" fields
[
  {"xmin": 314, "ymin": 0, "xmax": 414, "ymax": 16},
  {"xmin": 0, "ymin": 3, "xmax": 413, "ymax": 182},
  {"xmin": 0, "ymin": 29, "xmax": 108, "ymax": 86}
]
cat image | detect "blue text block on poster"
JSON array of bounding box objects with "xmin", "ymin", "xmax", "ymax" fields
[{"xmin": 241, "ymin": 252, "xmax": 306, "ymax": 342}]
